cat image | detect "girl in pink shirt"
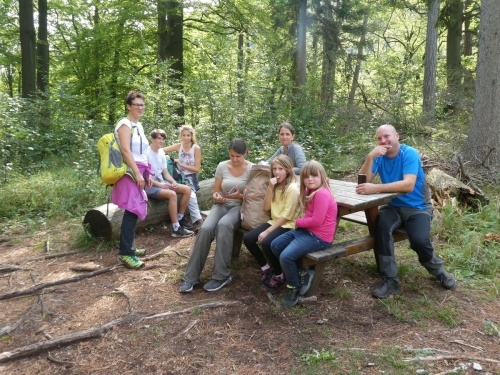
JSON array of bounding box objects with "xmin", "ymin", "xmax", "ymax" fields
[{"xmin": 270, "ymin": 160, "xmax": 337, "ymax": 307}]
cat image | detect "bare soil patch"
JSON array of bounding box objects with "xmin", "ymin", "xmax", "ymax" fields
[{"xmin": 0, "ymin": 224, "xmax": 499, "ymax": 374}]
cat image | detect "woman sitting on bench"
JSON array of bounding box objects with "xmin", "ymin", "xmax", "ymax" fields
[{"xmin": 179, "ymin": 139, "xmax": 253, "ymax": 293}]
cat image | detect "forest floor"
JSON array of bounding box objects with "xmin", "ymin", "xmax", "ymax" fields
[{"xmin": 0, "ymin": 221, "xmax": 499, "ymax": 375}]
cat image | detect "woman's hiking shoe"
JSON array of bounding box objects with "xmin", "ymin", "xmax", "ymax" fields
[
  {"xmin": 372, "ymin": 278, "xmax": 400, "ymax": 299},
  {"xmin": 298, "ymin": 269, "xmax": 315, "ymax": 296},
  {"xmin": 203, "ymin": 276, "xmax": 232, "ymax": 292},
  {"xmin": 192, "ymin": 219, "xmax": 204, "ymax": 231},
  {"xmin": 261, "ymin": 268, "xmax": 273, "ymax": 285},
  {"xmin": 172, "ymin": 226, "xmax": 194, "ymax": 238},
  {"xmin": 262, "ymin": 275, "xmax": 286, "ymax": 293},
  {"xmin": 135, "ymin": 248, "xmax": 146, "ymax": 256},
  {"xmin": 179, "ymin": 281, "xmax": 196, "ymax": 293},
  {"xmin": 179, "ymin": 217, "xmax": 194, "ymax": 230},
  {"xmin": 436, "ymin": 271, "xmax": 456, "ymax": 290},
  {"xmin": 117, "ymin": 255, "xmax": 145, "ymax": 269},
  {"xmin": 283, "ymin": 285, "xmax": 300, "ymax": 307}
]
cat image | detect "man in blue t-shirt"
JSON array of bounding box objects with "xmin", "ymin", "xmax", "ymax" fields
[{"xmin": 356, "ymin": 124, "xmax": 456, "ymax": 299}]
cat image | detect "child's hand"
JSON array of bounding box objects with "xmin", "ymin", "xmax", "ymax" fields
[
  {"xmin": 258, "ymin": 230, "xmax": 269, "ymax": 242},
  {"xmin": 269, "ymin": 177, "xmax": 278, "ymax": 187}
]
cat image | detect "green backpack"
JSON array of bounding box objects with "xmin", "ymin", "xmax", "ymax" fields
[{"xmin": 166, "ymin": 156, "xmax": 185, "ymax": 184}]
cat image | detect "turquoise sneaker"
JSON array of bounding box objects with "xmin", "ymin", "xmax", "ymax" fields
[
  {"xmin": 135, "ymin": 248, "xmax": 146, "ymax": 256},
  {"xmin": 117, "ymin": 255, "xmax": 145, "ymax": 269}
]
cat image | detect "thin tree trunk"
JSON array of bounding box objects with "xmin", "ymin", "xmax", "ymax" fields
[
  {"xmin": 166, "ymin": 0, "xmax": 184, "ymax": 121},
  {"xmin": 19, "ymin": 0, "xmax": 36, "ymax": 98},
  {"xmin": 423, "ymin": 0, "xmax": 440, "ymax": 123},
  {"xmin": 237, "ymin": 33, "xmax": 244, "ymax": 103},
  {"xmin": 462, "ymin": 0, "xmax": 474, "ymax": 93},
  {"xmin": 348, "ymin": 13, "xmax": 369, "ymax": 106},
  {"xmin": 36, "ymin": 0, "xmax": 48, "ymax": 95},
  {"xmin": 321, "ymin": 3, "xmax": 335, "ymax": 104},
  {"xmin": 446, "ymin": 0, "xmax": 463, "ymax": 109}
]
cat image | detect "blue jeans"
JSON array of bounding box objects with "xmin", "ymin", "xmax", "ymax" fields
[{"xmin": 271, "ymin": 229, "xmax": 330, "ymax": 288}]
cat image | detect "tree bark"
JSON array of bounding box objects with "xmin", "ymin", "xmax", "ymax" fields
[
  {"xmin": 446, "ymin": 0, "xmax": 463, "ymax": 108},
  {"xmin": 423, "ymin": 0, "xmax": 440, "ymax": 123},
  {"xmin": 348, "ymin": 13, "xmax": 369, "ymax": 106},
  {"xmin": 320, "ymin": 2, "xmax": 336, "ymax": 105},
  {"xmin": 84, "ymin": 179, "xmax": 216, "ymax": 241},
  {"xmin": 36, "ymin": 0, "xmax": 49, "ymax": 95},
  {"xmin": 463, "ymin": 0, "xmax": 500, "ymax": 171},
  {"xmin": 19, "ymin": 0, "xmax": 37, "ymax": 98},
  {"xmin": 166, "ymin": 0, "xmax": 184, "ymax": 120},
  {"xmin": 296, "ymin": 0, "xmax": 307, "ymax": 88}
]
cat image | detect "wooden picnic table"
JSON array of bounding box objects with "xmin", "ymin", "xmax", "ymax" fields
[{"xmin": 300, "ymin": 179, "xmax": 408, "ymax": 297}]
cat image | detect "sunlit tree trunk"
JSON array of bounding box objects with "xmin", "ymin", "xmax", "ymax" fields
[
  {"xmin": 19, "ymin": 0, "xmax": 36, "ymax": 98},
  {"xmin": 348, "ymin": 12, "xmax": 369, "ymax": 106},
  {"xmin": 237, "ymin": 33, "xmax": 244, "ymax": 103},
  {"xmin": 462, "ymin": 0, "xmax": 475, "ymax": 95},
  {"xmin": 166, "ymin": 0, "xmax": 184, "ymax": 120},
  {"xmin": 36, "ymin": 0, "xmax": 48, "ymax": 96},
  {"xmin": 296, "ymin": 0, "xmax": 307, "ymax": 88},
  {"xmin": 321, "ymin": 2, "xmax": 335, "ymax": 105},
  {"xmin": 423, "ymin": 0, "xmax": 440, "ymax": 124},
  {"xmin": 463, "ymin": 0, "xmax": 500, "ymax": 171}
]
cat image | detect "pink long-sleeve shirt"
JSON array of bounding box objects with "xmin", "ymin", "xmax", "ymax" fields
[{"xmin": 295, "ymin": 186, "xmax": 337, "ymax": 243}]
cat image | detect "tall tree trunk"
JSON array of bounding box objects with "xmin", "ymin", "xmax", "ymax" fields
[
  {"xmin": 321, "ymin": 2, "xmax": 335, "ymax": 105},
  {"xmin": 348, "ymin": 13, "xmax": 369, "ymax": 106},
  {"xmin": 463, "ymin": 0, "xmax": 500, "ymax": 171},
  {"xmin": 422, "ymin": 0, "xmax": 440, "ymax": 124},
  {"xmin": 237, "ymin": 33, "xmax": 244, "ymax": 103},
  {"xmin": 296, "ymin": 0, "xmax": 307, "ymax": 88},
  {"xmin": 165, "ymin": 0, "xmax": 184, "ymax": 121},
  {"xmin": 446, "ymin": 0, "xmax": 463, "ymax": 109},
  {"xmin": 108, "ymin": 21, "xmax": 124, "ymax": 127},
  {"xmin": 19, "ymin": 0, "xmax": 36, "ymax": 98},
  {"xmin": 462, "ymin": 0, "xmax": 474, "ymax": 95},
  {"xmin": 158, "ymin": 0, "xmax": 168, "ymax": 62},
  {"xmin": 36, "ymin": 0, "xmax": 49, "ymax": 96}
]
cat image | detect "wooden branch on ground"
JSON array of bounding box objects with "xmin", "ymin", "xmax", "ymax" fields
[
  {"xmin": 0, "ymin": 315, "xmax": 140, "ymax": 363},
  {"xmin": 70, "ymin": 265, "xmax": 104, "ymax": 272},
  {"xmin": 111, "ymin": 289, "xmax": 132, "ymax": 314},
  {"xmin": 404, "ymin": 354, "xmax": 500, "ymax": 364},
  {"xmin": 0, "ymin": 302, "xmax": 39, "ymax": 337},
  {"xmin": 142, "ymin": 263, "xmax": 171, "ymax": 271},
  {"xmin": 266, "ymin": 293, "xmax": 281, "ymax": 309},
  {"xmin": 30, "ymin": 271, "xmax": 51, "ymax": 318},
  {"xmin": 175, "ymin": 320, "xmax": 199, "ymax": 338},
  {"xmin": 142, "ymin": 300, "xmax": 241, "ymax": 321},
  {"xmin": 47, "ymin": 353, "xmax": 75, "ymax": 366},
  {"xmin": 0, "ymin": 265, "xmax": 117, "ymax": 301},
  {"xmin": 141, "ymin": 247, "xmax": 171, "ymax": 261},
  {"xmin": 44, "ymin": 251, "xmax": 80, "ymax": 260},
  {"xmin": 0, "ymin": 266, "xmax": 28, "ymax": 274},
  {"xmin": 173, "ymin": 250, "xmax": 189, "ymax": 259}
]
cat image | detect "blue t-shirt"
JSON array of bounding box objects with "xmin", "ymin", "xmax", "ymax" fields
[{"xmin": 372, "ymin": 144, "xmax": 430, "ymax": 210}]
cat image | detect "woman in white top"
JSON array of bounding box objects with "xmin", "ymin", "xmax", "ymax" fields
[
  {"xmin": 180, "ymin": 139, "xmax": 253, "ymax": 293},
  {"xmin": 163, "ymin": 125, "xmax": 203, "ymax": 228}
]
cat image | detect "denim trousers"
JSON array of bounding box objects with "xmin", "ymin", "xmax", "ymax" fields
[
  {"xmin": 243, "ymin": 223, "xmax": 289, "ymax": 274},
  {"xmin": 183, "ymin": 204, "xmax": 241, "ymax": 284},
  {"xmin": 271, "ymin": 228, "xmax": 330, "ymax": 288},
  {"xmin": 376, "ymin": 205, "xmax": 444, "ymax": 282},
  {"xmin": 119, "ymin": 209, "xmax": 138, "ymax": 256}
]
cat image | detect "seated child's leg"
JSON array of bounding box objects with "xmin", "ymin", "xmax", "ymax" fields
[{"xmin": 243, "ymin": 223, "xmax": 271, "ymax": 267}]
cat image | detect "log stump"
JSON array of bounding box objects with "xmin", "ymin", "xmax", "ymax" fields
[{"xmin": 84, "ymin": 178, "xmax": 216, "ymax": 240}]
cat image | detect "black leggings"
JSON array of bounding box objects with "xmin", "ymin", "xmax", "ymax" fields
[{"xmin": 243, "ymin": 223, "xmax": 289, "ymax": 275}]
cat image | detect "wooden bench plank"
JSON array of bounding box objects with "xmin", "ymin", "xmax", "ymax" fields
[{"xmin": 341, "ymin": 212, "xmax": 367, "ymax": 225}]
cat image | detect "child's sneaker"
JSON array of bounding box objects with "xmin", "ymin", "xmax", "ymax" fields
[
  {"xmin": 260, "ymin": 268, "xmax": 273, "ymax": 285},
  {"xmin": 117, "ymin": 255, "xmax": 145, "ymax": 269},
  {"xmin": 283, "ymin": 285, "xmax": 300, "ymax": 307},
  {"xmin": 262, "ymin": 275, "xmax": 286, "ymax": 293},
  {"xmin": 179, "ymin": 217, "xmax": 194, "ymax": 230},
  {"xmin": 172, "ymin": 226, "xmax": 194, "ymax": 238},
  {"xmin": 298, "ymin": 268, "xmax": 315, "ymax": 295},
  {"xmin": 135, "ymin": 248, "xmax": 146, "ymax": 256}
]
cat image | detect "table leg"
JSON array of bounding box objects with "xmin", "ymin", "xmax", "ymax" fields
[
  {"xmin": 304, "ymin": 263, "xmax": 326, "ymax": 297},
  {"xmin": 364, "ymin": 207, "xmax": 380, "ymax": 272}
]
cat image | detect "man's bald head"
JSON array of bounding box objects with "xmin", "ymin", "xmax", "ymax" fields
[{"xmin": 376, "ymin": 124, "xmax": 400, "ymax": 157}]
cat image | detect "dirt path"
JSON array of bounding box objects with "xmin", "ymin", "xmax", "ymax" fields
[{"xmin": 1, "ymin": 226, "xmax": 499, "ymax": 374}]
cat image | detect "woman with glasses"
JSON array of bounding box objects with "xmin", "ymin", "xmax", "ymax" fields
[{"xmin": 111, "ymin": 91, "xmax": 151, "ymax": 269}]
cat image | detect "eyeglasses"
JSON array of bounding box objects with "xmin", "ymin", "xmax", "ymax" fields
[{"xmin": 131, "ymin": 103, "xmax": 146, "ymax": 108}]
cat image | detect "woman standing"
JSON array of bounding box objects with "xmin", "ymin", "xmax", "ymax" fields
[
  {"xmin": 266, "ymin": 122, "xmax": 306, "ymax": 175},
  {"xmin": 163, "ymin": 125, "xmax": 203, "ymax": 229},
  {"xmin": 180, "ymin": 139, "xmax": 253, "ymax": 293},
  {"xmin": 111, "ymin": 91, "xmax": 151, "ymax": 269}
]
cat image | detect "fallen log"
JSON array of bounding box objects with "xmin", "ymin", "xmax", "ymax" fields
[
  {"xmin": 0, "ymin": 265, "xmax": 117, "ymax": 301},
  {"xmin": 83, "ymin": 178, "xmax": 216, "ymax": 241}
]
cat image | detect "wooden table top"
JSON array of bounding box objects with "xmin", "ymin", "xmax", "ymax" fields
[{"xmin": 328, "ymin": 179, "xmax": 401, "ymax": 213}]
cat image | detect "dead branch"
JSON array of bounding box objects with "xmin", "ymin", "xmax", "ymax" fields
[
  {"xmin": 47, "ymin": 353, "xmax": 74, "ymax": 366},
  {"xmin": 0, "ymin": 265, "xmax": 117, "ymax": 301},
  {"xmin": 111, "ymin": 289, "xmax": 132, "ymax": 314},
  {"xmin": 30, "ymin": 271, "xmax": 51, "ymax": 318},
  {"xmin": 0, "ymin": 266, "xmax": 27, "ymax": 274},
  {"xmin": 0, "ymin": 315, "xmax": 140, "ymax": 363},
  {"xmin": 173, "ymin": 250, "xmax": 189, "ymax": 259},
  {"xmin": 0, "ymin": 302, "xmax": 39, "ymax": 336},
  {"xmin": 298, "ymin": 295, "xmax": 318, "ymax": 304},
  {"xmin": 175, "ymin": 320, "xmax": 199, "ymax": 338},
  {"xmin": 142, "ymin": 263, "xmax": 171, "ymax": 271},
  {"xmin": 404, "ymin": 354, "xmax": 500, "ymax": 364},
  {"xmin": 45, "ymin": 235, "xmax": 50, "ymax": 253},
  {"xmin": 70, "ymin": 265, "xmax": 103, "ymax": 272},
  {"xmin": 142, "ymin": 300, "xmax": 241, "ymax": 321},
  {"xmin": 451, "ymin": 339, "xmax": 483, "ymax": 351},
  {"xmin": 44, "ymin": 251, "xmax": 80, "ymax": 260},
  {"xmin": 141, "ymin": 246, "xmax": 171, "ymax": 261}
]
